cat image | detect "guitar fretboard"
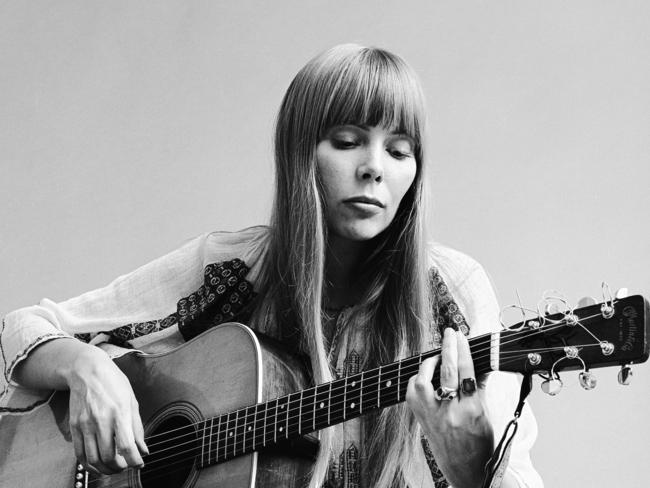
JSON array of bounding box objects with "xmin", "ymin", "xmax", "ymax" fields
[{"xmin": 194, "ymin": 331, "xmax": 497, "ymax": 467}]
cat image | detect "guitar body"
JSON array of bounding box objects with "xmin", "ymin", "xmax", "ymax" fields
[{"xmin": 0, "ymin": 323, "xmax": 315, "ymax": 488}]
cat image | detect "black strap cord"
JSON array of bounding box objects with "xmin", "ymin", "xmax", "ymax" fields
[{"xmin": 481, "ymin": 374, "xmax": 533, "ymax": 488}]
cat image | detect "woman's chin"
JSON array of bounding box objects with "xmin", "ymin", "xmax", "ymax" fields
[{"xmin": 330, "ymin": 223, "xmax": 387, "ymax": 242}]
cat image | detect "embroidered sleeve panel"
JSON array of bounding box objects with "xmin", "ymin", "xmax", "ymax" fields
[
  {"xmin": 177, "ymin": 258, "xmax": 256, "ymax": 340},
  {"xmin": 98, "ymin": 258, "xmax": 257, "ymax": 346}
]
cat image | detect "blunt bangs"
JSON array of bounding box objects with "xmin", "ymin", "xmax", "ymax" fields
[{"xmin": 318, "ymin": 47, "xmax": 425, "ymax": 153}]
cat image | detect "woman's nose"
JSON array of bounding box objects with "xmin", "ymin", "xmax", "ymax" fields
[{"xmin": 356, "ymin": 146, "xmax": 384, "ymax": 183}]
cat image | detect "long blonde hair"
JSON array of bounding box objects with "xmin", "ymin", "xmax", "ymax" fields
[{"xmin": 253, "ymin": 44, "xmax": 433, "ymax": 488}]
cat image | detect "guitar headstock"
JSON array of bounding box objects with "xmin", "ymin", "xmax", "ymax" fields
[{"xmin": 498, "ymin": 295, "xmax": 649, "ymax": 391}]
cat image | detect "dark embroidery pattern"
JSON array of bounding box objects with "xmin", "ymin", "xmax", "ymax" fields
[
  {"xmin": 78, "ymin": 259, "xmax": 256, "ymax": 347},
  {"xmin": 108, "ymin": 313, "xmax": 178, "ymax": 345},
  {"xmin": 177, "ymin": 258, "xmax": 255, "ymax": 340},
  {"xmin": 326, "ymin": 443, "xmax": 361, "ymax": 488},
  {"xmin": 430, "ymin": 267, "xmax": 470, "ymax": 344},
  {"xmin": 336, "ymin": 349, "xmax": 360, "ymax": 379},
  {"xmin": 422, "ymin": 436, "xmax": 450, "ymax": 488}
]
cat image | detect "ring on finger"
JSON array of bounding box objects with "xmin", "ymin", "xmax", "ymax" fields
[
  {"xmin": 461, "ymin": 377, "xmax": 477, "ymax": 395},
  {"xmin": 434, "ymin": 385, "xmax": 458, "ymax": 401}
]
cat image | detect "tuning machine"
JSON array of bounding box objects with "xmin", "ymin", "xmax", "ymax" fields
[
  {"xmin": 541, "ymin": 376, "xmax": 563, "ymax": 395},
  {"xmin": 578, "ymin": 371, "xmax": 597, "ymax": 390},
  {"xmin": 618, "ymin": 364, "xmax": 633, "ymax": 385}
]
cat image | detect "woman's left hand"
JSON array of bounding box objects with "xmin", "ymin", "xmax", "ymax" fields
[{"xmin": 406, "ymin": 327, "xmax": 494, "ymax": 488}]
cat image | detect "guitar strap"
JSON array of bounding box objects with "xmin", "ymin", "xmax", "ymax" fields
[{"xmin": 482, "ymin": 373, "xmax": 533, "ymax": 488}]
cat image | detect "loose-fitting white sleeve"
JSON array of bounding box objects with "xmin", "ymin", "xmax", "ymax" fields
[
  {"xmin": 432, "ymin": 245, "xmax": 544, "ymax": 488},
  {"xmin": 0, "ymin": 226, "xmax": 268, "ymax": 414}
]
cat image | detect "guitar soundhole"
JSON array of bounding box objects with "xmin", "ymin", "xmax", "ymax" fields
[{"xmin": 139, "ymin": 414, "xmax": 199, "ymax": 488}]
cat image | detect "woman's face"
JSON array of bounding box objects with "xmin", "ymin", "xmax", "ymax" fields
[{"xmin": 316, "ymin": 124, "xmax": 417, "ymax": 242}]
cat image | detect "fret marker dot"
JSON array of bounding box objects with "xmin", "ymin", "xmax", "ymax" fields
[
  {"xmin": 350, "ymin": 402, "xmax": 355, "ymax": 409},
  {"xmin": 248, "ymin": 426, "xmax": 252, "ymax": 431},
  {"xmin": 351, "ymin": 381, "xmax": 356, "ymax": 387},
  {"xmin": 229, "ymin": 432, "xmax": 233, "ymax": 437},
  {"xmin": 280, "ymin": 405, "xmax": 285, "ymax": 409},
  {"xmin": 319, "ymin": 402, "xmax": 325, "ymax": 408},
  {"xmin": 279, "ymin": 427, "xmax": 284, "ymax": 432},
  {"xmin": 386, "ymin": 380, "xmax": 392, "ymax": 387}
]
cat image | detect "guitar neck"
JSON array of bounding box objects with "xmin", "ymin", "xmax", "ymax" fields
[{"xmin": 196, "ymin": 332, "xmax": 497, "ymax": 467}]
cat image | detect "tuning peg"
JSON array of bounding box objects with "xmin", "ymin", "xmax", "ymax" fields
[
  {"xmin": 618, "ymin": 364, "xmax": 633, "ymax": 385},
  {"xmin": 541, "ymin": 377, "xmax": 563, "ymax": 396},
  {"xmin": 615, "ymin": 288, "xmax": 629, "ymax": 299},
  {"xmin": 577, "ymin": 296, "xmax": 597, "ymax": 308},
  {"xmin": 578, "ymin": 371, "xmax": 597, "ymax": 390}
]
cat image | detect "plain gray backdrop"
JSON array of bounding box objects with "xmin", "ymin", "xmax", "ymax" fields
[{"xmin": 1, "ymin": 2, "xmax": 649, "ymax": 487}]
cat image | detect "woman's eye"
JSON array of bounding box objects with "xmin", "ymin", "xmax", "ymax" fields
[
  {"xmin": 331, "ymin": 138, "xmax": 358, "ymax": 149},
  {"xmin": 388, "ymin": 138, "xmax": 415, "ymax": 159},
  {"xmin": 388, "ymin": 147, "xmax": 412, "ymax": 160}
]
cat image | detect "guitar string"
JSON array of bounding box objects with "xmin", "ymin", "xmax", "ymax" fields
[
  {"xmin": 85, "ymin": 313, "xmax": 608, "ymax": 485},
  {"xmin": 83, "ymin": 348, "xmax": 532, "ymax": 488},
  {"xmin": 140, "ymin": 314, "xmax": 584, "ymax": 446},
  {"xmin": 136, "ymin": 313, "xmax": 605, "ymax": 470},
  {"xmin": 88, "ymin": 342, "xmax": 605, "ymax": 488},
  {"xmin": 140, "ymin": 341, "xmax": 605, "ymax": 469},
  {"xmin": 114, "ymin": 329, "xmax": 604, "ymax": 472},
  {"xmin": 87, "ymin": 336, "xmax": 607, "ymax": 487},
  {"xmin": 142, "ymin": 312, "xmax": 604, "ymax": 452}
]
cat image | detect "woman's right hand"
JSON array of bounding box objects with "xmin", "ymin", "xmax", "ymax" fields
[{"xmin": 65, "ymin": 347, "xmax": 149, "ymax": 474}]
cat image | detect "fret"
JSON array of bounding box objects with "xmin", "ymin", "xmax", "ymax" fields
[
  {"xmin": 263, "ymin": 400, "xmax": 271, "ymax": 447},
  {"xmin": 312, "ymin": 385, "xmax": 317, "ymax": 432},
  {"xmin": 298, "ymin": 390, "xmax": 304, "ymax": 435},
  {"xmin": 327, "ymin": 380, "xmax": 333, "ymax": 425},
  {"xmin": 342, "ymin": 376, "xmax": 348, "ymax": 421},
  {"xmin": 233, "ymin": 410, "xmax": 239, "ymax": 457},
  {"xmin": 272, "ymin": 398, "xmax": 279, "ymax": 444},
  {"xmin": 285, "ymin": 393, "xmax": 293, "ymax": 438},
  {"xmin": 207, "ymin": 417, "xmax": 214, "ymax": 465},
  {"xmin": 360, "ymin": 371, "xmax": 364, "ymax": 414},
  {"xmin": 254, "ymin": 402, "xmax": 265, "ymax": 451},
  {"xmin": 251, "ymin": 403, "xmax": 259, "ymax": 449},
  {"xmin": 216, "ymin": 414, "xmax": 223, "ymax": 462},
  {"xmin": 397, "ymin": 361, "xmax": 402, "ymax": 402},
  {"xmin": 200, "ymin": 419, "xmax": 206, "ymax": 467},
  {"xmin": 242, "ymin": 406, "xmax": 251, "ymax": 453},
  {"xmin": 224, "ymin": 412, "xmax": 232, "ymax": 459},
  {"xmin": 377, "ymin": 366, "xmax": 381, "ymax": 408}
]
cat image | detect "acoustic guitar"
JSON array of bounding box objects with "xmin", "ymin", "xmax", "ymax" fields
[{"xmin": 0, "ymin": 295, "xmax": 647, "ymax": 488}]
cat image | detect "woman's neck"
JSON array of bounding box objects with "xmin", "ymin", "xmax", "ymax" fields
[{"xmin": 324, "ymin": 234, "xmax": 368, "ymax": 309}]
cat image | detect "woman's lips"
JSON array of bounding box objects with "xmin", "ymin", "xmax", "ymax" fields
[
  {"xmin": 343, "ymin": 196, "xmax": 385, "ymax": 208},
  {"xmin": 343, "ymin": 197, "xmax": 384, "ymax": 216}
]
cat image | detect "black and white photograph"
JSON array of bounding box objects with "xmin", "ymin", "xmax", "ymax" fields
[{"xmin": 1, "ymin": 2, "xmax": 648, "ymax": 487}]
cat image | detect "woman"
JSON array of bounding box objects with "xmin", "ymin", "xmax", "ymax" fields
[{"xmin": 0, "ymin": 44, "xmax": 541, "ymax": 487}]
